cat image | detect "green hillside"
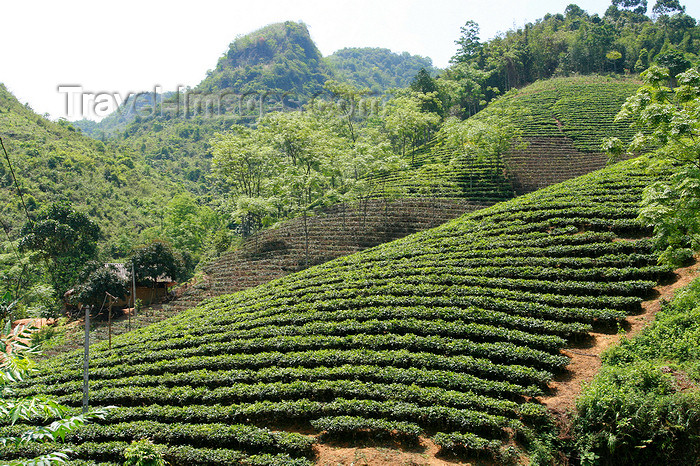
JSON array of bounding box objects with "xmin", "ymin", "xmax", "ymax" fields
[
  {"xmin": 487, "ymin": 75, "xmax": 641, "ymax": 153},
  {"xmin": 371, "ymin": 75, "xmax": 641, "ymax": 201},
  {"xmin": 0, "ymin": 84, "xmax": 182, "ymax": 255},
  {"xmin": 325, "ymin": 47, "xmax": 436, "ymax": 93},
  {"xmin": 4, "ymin": 154, "xmax": 672, "ymax": 464},
  {"xmin": 197, "ymin": 21, "xmax": 331, "ymax": 97},
  {"xmin": 493, "ymin": 75, "xmax": 642, "ymax": 193}
]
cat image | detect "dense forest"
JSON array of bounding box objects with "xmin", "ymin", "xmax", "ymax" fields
[{"xmin": 439, "ymin": 0, "xmax": 699, "ymax": 116}]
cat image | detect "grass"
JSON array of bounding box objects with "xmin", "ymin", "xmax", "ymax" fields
[{"xmin": 572, "ymin": 276, "xmax": 700, "ymax": 465}]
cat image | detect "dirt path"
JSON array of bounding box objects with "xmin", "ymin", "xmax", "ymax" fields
[
  {"xmin": 539, "ymin": 259, "xmax": 699, "ymax": 414},
  {"xmin": 313, "ymin": 437, "xmax": 472, "ymax": 466}
]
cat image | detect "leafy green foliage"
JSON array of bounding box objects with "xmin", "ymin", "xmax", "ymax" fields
[
  {"xmin": 325, "ymin": 47, "xmax": 436, "ymax": 93},
  {"xmin": 573, "ymin": 277, "xmax": 700, "ymax": 465},
  {"xmin": 211, "ymin": 91, "xmax": 400, "ymax": 236},
  {"xmin": 74, "ymin": 265, "xmax": 127, "ymax": 309},
  {"xmin": 383, "ymin": 90, "xmax": 441, "ymax": 157},
  {"xmin": 140, "ymin": 194, "xmax": 223, "ymax": 266},
  {"xmin": 7, "ymin": 155, "xmax": 674, "ymax": 463},
  {"xmin": 19, "ymin": 203, "xmax": 100, "ymax": 299},
  {"xmin": 126, "ymin": 242, "xmax": 184, "ymax": 286},
  {"xmin": 451, "ymin": 21, "xmax": 482, "ymax": 65},
  {"xmin": 0, "ymin": 322, "xmax": 108, "ymax": 466},
  {"xmin": 606, "ymin": 65, "xmax": 700, "ymax": 265},
  {"xmin": 122, "ymin": 439, "xmax": 168, "ymax": 466},
  {"xmin": 0, "ymin": 85, "xmax": 186, "ymax": 258},
  {"xmin": 438, "ymin": 4, "xmax": 699, "ymax": 116}
]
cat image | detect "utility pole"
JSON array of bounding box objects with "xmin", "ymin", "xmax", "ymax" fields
[
  {"xmin": 106, "ymin": 292, "xmax": 116, "ymax": 350},
  {"xmin": 82, "ymin": 305, "xmax": 91, "ymax": 414},
  {"xmin": 132, "ymin": 263, "xmax": 137, "ymax": 320}
]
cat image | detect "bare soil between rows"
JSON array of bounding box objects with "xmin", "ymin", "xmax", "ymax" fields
[{"xmin": 539, "ymin": 259, "xmax": 699, "ymax": 414}]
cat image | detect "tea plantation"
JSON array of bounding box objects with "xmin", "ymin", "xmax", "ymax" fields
[
  {"xmin": 3, "ymin": 155, "xmax": 670, "ymax": 464},
  {"xmin": 370, "ymin": 76, "xmax": 641, "ymax": 201},
  {"xmin": 493, "ymin": 75, "xmax": 641, "ymax": 152}
]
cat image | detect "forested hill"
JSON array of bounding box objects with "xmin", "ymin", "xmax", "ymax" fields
[
  {"xmin": 76, "ymin": 23, "xmax": 437, "ymax": 138},
  {"xmin": 0, "ymin": 84, "xmax": 182, "ymax": 257},
  {"xmin": 446, "ymin": 2, "xmax": 699, "ymax": 117},
  {"xmin": 196, "ymin": 21, "xmax": 331, "ymax": 97},
  {"xmin": 325, "ymin": 47, "xmax": 436, "ymax": 93}
]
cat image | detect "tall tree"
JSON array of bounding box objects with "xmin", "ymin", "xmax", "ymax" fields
[
  {"xmin": 383, "ymin": 91, "xmax": 441, "ymax": 160},
  {"xmin": 652, "ymin": 0, "xmax": 686, "ymax": 16},
  {"xmin": 410, "ymin": 69, "xmax": 444, "ymax": 116},
  {"xmin": 19, "ymin": 203, "xmax": 100, "ymax": 300},
  {"xmin": 451, "ymin": 20, "xmax": 482, "ymax": 64},
  {"xmin": 612, "ymin": 0, "xmax": 648, "ymax": 15},
  {"xmin": 603, "ymin": 65, "xmax": 700, "ymax": 265}
]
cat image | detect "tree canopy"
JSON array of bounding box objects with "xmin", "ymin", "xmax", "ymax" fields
[
  {"xmin": 604, "ymin": 64, "xmax": 700, "ymax": 265},
  {"xmin": 126, "ymin": 242, "xmax": 184, "ymax": 287},
  {"xmin": 18, "ymin": 203, "xmax": 100, "ymax": 298}
]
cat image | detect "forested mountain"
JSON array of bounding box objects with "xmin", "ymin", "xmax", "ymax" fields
[
  {"xmin": 0, "ymin": 84, "xmax": 180, "ymax": 256},
  {"xmin": 325, "ymin": 47, "xmax": 436, "ymax": 92},
  {"xmin": 197, "ymin": 21, "xmax": 332, "ymax": 97}
]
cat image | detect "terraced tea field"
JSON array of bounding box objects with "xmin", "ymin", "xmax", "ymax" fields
[
  {"xmin": 3, "ymin": 154, "xmax": 671, "ymax": 464},
  {"xmin": 369, "ymin": 76, "xmax": 641, "ymax": 200},
  {"xmin": 167, "ymin": 76, "xmax": 644, "ymax": 314},
  {"xmin": 492, "ymin": 75, "xmax": 641, "ymax": 193},
  {"xmin": 499, "ymin": 76, "xmax": 641, "ymax": 152},
  {"xmin": 168, "ymin": 198, "xmax": 492, "ymax": 312}
]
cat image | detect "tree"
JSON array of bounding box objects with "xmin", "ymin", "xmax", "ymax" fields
[
  {"xmin": 437, "ymin": 62, "xmax": 491, "ymax": 117},
  {"xmin": 451, "ymin": 20, "xmax": 481, "ymax": 64},
  {"xmin": 603, "ymin": 65, "xmax": 700, "ymax": 265},
  {"xmin": 612, "ymin": 0, "xmax": 648, "ymax": 15},
  {"xmin": 322, "ymin": 80, "xmax": 372, "ymax": 142},
  {"xmin": 127, "ymin": 242, "xmax": 183, "ymax": 303},
  {"xmin": 74, "ymin": 264, "xmax": 127, "ymax": 310},
  {"xmin": 383, "ymin": 91, "xmax": 441, "ymax": 160},
  {"xmin": 212, "ymin": 128, "xmax": 274, "ymax": 199},
  {"xmin": 410, "ymin": 69, "xmax": 444, "ymax": 116},
  {"xmin": 19, "ymin": 203, "xmax": 100, "ymax": 300},
  {"xmin": 160, "ymin": 194, "xmax": 221, "ymax": 263},
  {"xmin": 655, "ymin": 46, "xmax": 691, "ymax": 78},
  {"xmin": 565, "ymin": 4, "xmax": 587, "ymax": 19},
  {"xmin": 652, "ymin": 0, "xmax": 685, "ymax": 16}
]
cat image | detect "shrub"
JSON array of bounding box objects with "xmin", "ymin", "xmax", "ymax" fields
[{"xmin": 123, "ymin": 439, "xmax": 168, "ymax": 466}]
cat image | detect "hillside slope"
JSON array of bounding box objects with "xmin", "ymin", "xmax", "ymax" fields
[
  {"xmin": 0, "ymin": 84, "xmax": 181, "ymax": 255},
  {"xmin": 4, "ymin": 154, "xmax": 673, "ymax": 464},
  {"xmin": 325, "ymin": 47, "xmax": 436, "ymax": 93},
  {"xmin": 370, "ymin": 76, "xmax": 641, "ymax": 201},
  {"xmin": 491, "ymin": 75, "xmax": 641, "ymax": 193},
  {"xmin": 185, "ymin": 76, "xmax": 642, "ymax": 312},
  {"xmin": 170, "ymin": 198, "xmax": 490, "ymax": 311}
]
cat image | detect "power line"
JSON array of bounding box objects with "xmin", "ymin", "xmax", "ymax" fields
[{"xmin": 0, "ymin": 137, "xmax": 33, "ymax": 228}]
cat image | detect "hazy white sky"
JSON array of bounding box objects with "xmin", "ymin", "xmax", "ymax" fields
[{"xmin": 2, "ymin": 0, "xmax": 697, "ymax": 120}]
